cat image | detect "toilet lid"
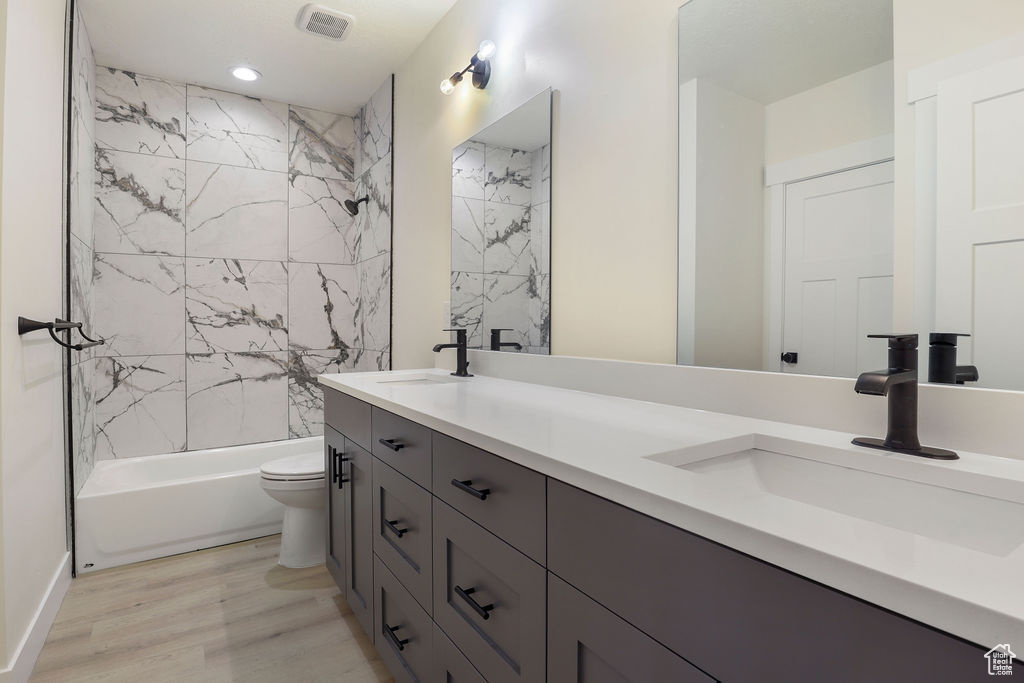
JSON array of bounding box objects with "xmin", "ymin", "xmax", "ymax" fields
[{"xmin": 260, "ymin": 451, "xmax": 324, "ymax": 480}]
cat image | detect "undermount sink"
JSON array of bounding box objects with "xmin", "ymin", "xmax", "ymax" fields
[
  {"xmin": 374, "ymin": 373, "xmax": 463, "ymax": 386},
  {"xmin": 645, "ymin": 434, "xmax": 1024, "ymax": 557}
]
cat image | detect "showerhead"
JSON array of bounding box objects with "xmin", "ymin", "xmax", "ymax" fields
[{"xmin": 344, "ymin": 196, "xmax": 369, "ymax": 217}]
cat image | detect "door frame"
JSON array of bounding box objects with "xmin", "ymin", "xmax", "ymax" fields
[{"xmin": 763, "ymin": 134, "xmax": 895, "ymax": 372}]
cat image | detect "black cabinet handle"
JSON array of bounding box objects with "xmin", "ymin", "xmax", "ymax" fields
[
  {"xmin": 378, "ymin": 438, "xmax": 405, "ymax": 452},
  {"xmin": 454, "ymin": 585, "xmax": 494, "ymax": 620},
  {"xmin": 383, "ymin": 623, "xmax": 409, "ymax": 652},
  {"xmin": 451, "ymin": 479, "xmax": 490, "ymax": 501},
  {"xmin": 330, "ymin": 447, "xmax": 340, "ymax": 484},
  {"xmin": 383, "ymin": 518, "xmax": 408, "ymax": 538},
  {"xmin": 328, "ymin": 446, "xmax": 350, "ymax": 490}
]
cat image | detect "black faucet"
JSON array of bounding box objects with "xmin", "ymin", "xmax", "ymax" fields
[
  {"xmin": 928, "ymin": 333, "xmax": 978, "ymax": 385},
  {"xmin": 852, "ymin": 334, "xmax": 958, "ymax": 460},
  {"xmin": 432, "ymin": 328, "xmax": 473, "ymax": 377},
  {"xmin": 489, "ymin": 328, "xmax": 522, "ymax": 352}
]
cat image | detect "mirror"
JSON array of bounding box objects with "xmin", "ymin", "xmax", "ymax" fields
[
  {"xmin": 450, "ymin": 89, "xmax": 552, "ymax": 354},
  {"xmin": 677, "ymin": 0, "xmax": 894, "ymax": 379}
]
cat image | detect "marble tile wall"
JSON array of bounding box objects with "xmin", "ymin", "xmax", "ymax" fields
[
  {"xmin": 70, "ymin": 5, "xmax": 97, "ymax": 494},
  {"xmin": 80, "ymin": 69, "xmax": 393, "ymax": 458},
  {"xmin": 451, "ymin": 141, "xmax": 550, "ymax": 353}
]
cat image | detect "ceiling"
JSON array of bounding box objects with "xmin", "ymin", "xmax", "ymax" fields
[
  {"xmin": 79, "ymin": 0, "xmax": 459, "ymax": 115},
  {"xmin": 678, "ymin": 0, "xmax": 893, "ymax": 105}
]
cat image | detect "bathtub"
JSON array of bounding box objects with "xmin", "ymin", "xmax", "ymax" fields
[{"xmin": 75, "ymin": 437, "xmax": 322, "ymax": 573}]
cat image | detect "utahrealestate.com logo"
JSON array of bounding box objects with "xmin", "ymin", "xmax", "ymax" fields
[{"xmin": 985, "ymin": 644, "xmax": 1016, "ymax": 676}]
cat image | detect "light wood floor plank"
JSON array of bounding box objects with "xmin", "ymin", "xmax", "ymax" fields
[{"xmin": 31, "ymin": 536, "xmax": 392, "ymax": 682}]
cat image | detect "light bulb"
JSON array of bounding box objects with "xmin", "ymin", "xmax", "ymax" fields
[
  {"xmin": 230, "ymin": 66, "xmax": 261, "ymax": 82},
  {"xmin": 476, "ymin": 39, "xmax": 496, "ymax": 61},
  {"xmin": 440, "ymin": 78, "xmax": 456, "ymax": 95}
]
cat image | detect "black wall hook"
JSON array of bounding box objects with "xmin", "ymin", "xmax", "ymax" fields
[{"xmin": 18, "ymin": 317, "xmax": 105, "ymax": 351}]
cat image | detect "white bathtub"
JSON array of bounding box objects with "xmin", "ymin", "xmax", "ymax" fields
[{"xmin": 75, "ymin": 437, "xmax": 322, "ymax": 573}]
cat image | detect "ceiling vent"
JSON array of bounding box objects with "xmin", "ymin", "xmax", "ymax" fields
[{"xmin": 296, "ymin": 4, "xmax": 355, "ymax": 41}]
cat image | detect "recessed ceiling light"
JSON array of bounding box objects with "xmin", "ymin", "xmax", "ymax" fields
[{"xmin": 230, "ymin": 66, "xmax": 261, "ymax": 82}]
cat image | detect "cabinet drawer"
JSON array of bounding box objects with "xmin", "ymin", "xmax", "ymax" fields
[
  {"xmin": 432, "ymin": 624, "xmax": 486, "ymax": 683},
  {"xmin": 324, "ymin": 388, "xmax": 371, "ymax": 451},
  {"xmin": 372, "ymin": 458, "xmax": 432, "ymax": 613},
  {"xmin": 548, "ymin": 479, "xmax": 993, "ymax": 682},
  {"xmin": 371, "ymin": 407, "xmax": 432, "ymax": 488},
  {"xmin": 373, "ymin": 555, "xmax": 432, "ymax": 683},
  {"xmin": 432, "ymin": 499, "xmax": 545, "ymax": 683},
  {"xmin": 432, "ymin": 432, "xmax": 546, "ymax": 563},
  {"xmin": 548, "ymin": 573, "xmax": 713, "ymax": 683}
]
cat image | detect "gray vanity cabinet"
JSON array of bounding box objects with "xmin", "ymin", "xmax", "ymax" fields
[
  {"xmin": 322, "ymin": 386, "xmax": 1006, "ymax": 683},
  {"xmin": 548, "ymin": 574, "xmax": 714, "ymax": 683}
]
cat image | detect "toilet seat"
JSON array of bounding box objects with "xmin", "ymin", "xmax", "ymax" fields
[{"xmin": 260, "ymin": 451, "xmax": 324, "ymax": 481}]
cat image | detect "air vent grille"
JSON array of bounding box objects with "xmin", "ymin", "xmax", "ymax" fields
[{"xmin": 297, "ymin": 4, "xmax": 354, "ymax": 41}]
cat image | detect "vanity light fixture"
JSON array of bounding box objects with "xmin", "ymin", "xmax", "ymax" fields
[
  {"xmin": 439, "ymin": 40, "xmax": 495, "ymax": 95},
  {"xmin": 230, "ymin": 66, "xmax": 262, "ymax": 82}
]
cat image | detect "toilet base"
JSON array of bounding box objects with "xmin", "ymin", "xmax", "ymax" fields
[{"xmin": 279, "ymin": 504, "xmax": 326, "ymax": 568}]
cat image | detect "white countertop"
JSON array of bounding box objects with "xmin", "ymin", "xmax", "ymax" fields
[{"xmin": 319, "ymin": 368, "xmax": 1024, "ymax": 647}]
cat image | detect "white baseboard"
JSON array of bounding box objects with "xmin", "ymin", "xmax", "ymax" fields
[{"xmin": 0, "ymin": 552, "xmax": 71, "ymax": 683}]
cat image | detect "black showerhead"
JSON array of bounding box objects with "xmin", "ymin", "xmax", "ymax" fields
[{"xmin": 344, "ymin": 196, "xmax": 369, "ymax": 217}]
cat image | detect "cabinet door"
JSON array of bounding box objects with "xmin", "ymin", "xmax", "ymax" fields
[
  {"xmin": 343, "ymin": 438, "xmax": 374, "ymax": 636},
  {"xmin": 324, "ymin": 426, "xmax": 346, "ymax": 591},
  {"xmin": 548, "ymin": 574, "xmax": 713, "ymax": 683}
]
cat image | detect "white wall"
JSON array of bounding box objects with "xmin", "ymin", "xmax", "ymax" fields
[
  {"xmin": 0, "ymin": 0, "xmax": 72, "ymax": 678},
  {"xmin": 393, "ymin": 0, "xmax": 682, "ymax": 368},
  {"xmin": 688, "ymin": 79, "xmax": 764, "ymax": 370},
  {"xmin": 765, "ymin": 60, "xmax": 894, "ymax": 166},
  {"xmin": 892, "ymin": 0, "xmax": 1024, "ymax": 328}
]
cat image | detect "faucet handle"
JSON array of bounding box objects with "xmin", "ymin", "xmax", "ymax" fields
[
  {"xmin": 443, "ymin": 328, "xmax": 469, "ymax": 343},
  {"xmin": 929, "ymin": 332, "xmax": 970, "ymax": 346},
  {"xmin": 867, "ymin": 333, "xmax": 918, "ymax": 349}
]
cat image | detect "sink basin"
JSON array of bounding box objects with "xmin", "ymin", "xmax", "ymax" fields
[
  {"xmin": 645, "ymin": 434, "xmax": 1024, "ymax": 556},
  {"xmin": 374, "ymin": 373, "xmax": 463, "ymax": 386}
]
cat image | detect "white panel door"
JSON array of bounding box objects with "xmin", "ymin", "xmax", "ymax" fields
[
  {"xmin": 782, "ymin": 161, "xmax": 894, "ymax": 377},
  {"xmin": 936, "ymin": 56, "xmax": 1024, "ymax": 389}
]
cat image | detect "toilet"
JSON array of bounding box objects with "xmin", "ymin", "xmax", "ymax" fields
[{"xmin": 259, "ymin": 451, "xmax": 326, "ymax": 568}]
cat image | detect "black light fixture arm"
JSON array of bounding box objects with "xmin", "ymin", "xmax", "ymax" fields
[{"xmin": 18, "ymin": 316, "xmax": 106, "ymax": 351}]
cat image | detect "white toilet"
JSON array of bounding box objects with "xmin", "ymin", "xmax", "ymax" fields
[{"xmin": 259, "ymin": 451, "xmax": 326, "ymax": 568}]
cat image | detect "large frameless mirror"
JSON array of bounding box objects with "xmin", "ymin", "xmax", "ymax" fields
[
  {"xmin": 450, "ymin": 89, "xmax": 552, "ymax": 354},
  {"xmin": 677, "ymin": 0, "xmax": 894, "ymax": 378}
]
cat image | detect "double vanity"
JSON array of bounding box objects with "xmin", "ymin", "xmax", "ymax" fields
[{"xmin": 319, "ymin": 368, "xmax": 1024, "ymax": 682}]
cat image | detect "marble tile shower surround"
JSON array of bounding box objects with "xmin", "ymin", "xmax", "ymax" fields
[
  {"xmin": 70, "ymin": 5, "xmax": 97, "ymax": 494},
  {"xmin": 451, "ymin": 141, "xmax": 550, "ymax": 351},
  {"xmin": 77, "ymin": 68, "xmax": 394, "ymax": 459}
]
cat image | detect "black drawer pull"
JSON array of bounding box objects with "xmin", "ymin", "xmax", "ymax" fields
[
  {"xmin": 454, "ymin": 585, "xmax": 494, "ymax": 620},
  {"xmin": 383, "ymin": 622, "xmax": 409, "ymax": 652},
  {"xmin": 383, "ymin": 518, "xmax": 408, "ymax": 538},
  {"xmin": 378, "ymin": 438, "xmax": 405, "ymax": 452},
  {"xmin": 451, "ymin": 479, "xmax": 490, "ymax": 501}
]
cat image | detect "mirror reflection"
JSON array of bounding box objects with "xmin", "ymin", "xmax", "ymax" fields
[
  {"xmin": 677, "ymin": 0, "xmax": 894, "ymax": 378},
  {"xmin": 450, "ymin": 89, "xmax": 552, "ymax": 354}
]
